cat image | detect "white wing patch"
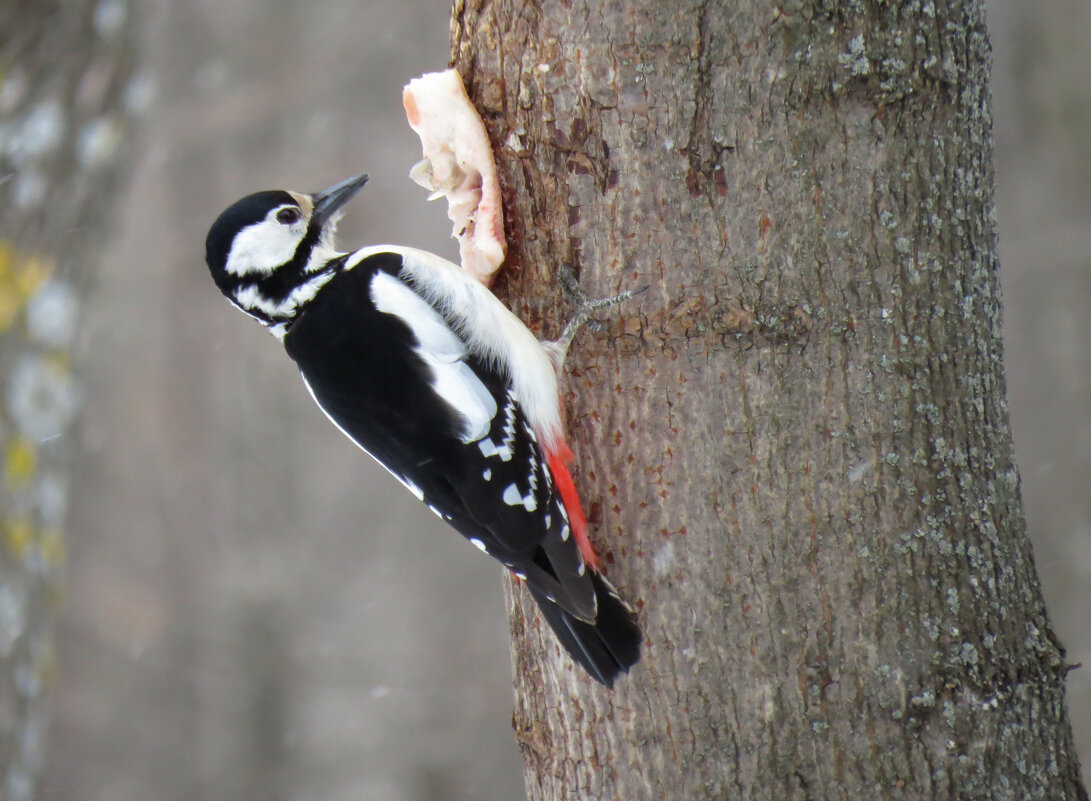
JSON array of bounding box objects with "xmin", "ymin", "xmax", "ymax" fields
[
  {"xmin": 369, "ymin": 270, "xmax": 497, "ymax": 443},
  {"xmin": 346, "ymin": 245, "xmax": 563, "ymax": 451}
]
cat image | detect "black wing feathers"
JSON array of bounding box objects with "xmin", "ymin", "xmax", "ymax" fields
[
  {"xmin": 284, "ymin": 252, "xmax": 639, "ymax": 684},
  {"xmin": 528, "ymin": 573, "xmax": 641, "ymax": 687},
  {"xmin": 285, "ymin": 253, "xmax": 467, "ymax": 445}
]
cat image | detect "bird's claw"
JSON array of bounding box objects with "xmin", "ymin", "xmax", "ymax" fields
[{"xmin": 550, "ymin": 268, "xmax": 648, "ymax": 366}]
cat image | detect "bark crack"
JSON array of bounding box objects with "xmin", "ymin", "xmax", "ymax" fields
[{"xmin": 682, "ymin": 1, "xmax": 729, "ymax": 209}]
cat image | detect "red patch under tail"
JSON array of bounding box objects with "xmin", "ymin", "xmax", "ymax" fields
[{"xmin": 545, "ymin": 441, "xmax": 601, "ymax": 572}]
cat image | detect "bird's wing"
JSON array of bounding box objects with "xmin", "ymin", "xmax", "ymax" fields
[
  {"xmin": 368, "ymin": 268, "xmax": 496, "ymax": 443},
  {"xmin": 284, "ymin": 251, "xmax": 597, "ymax": 621},
  {"xmin": 346, "ymin": 245, "xmax": 565, "ymax": 450}
]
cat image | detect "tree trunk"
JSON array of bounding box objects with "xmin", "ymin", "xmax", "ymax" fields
[
  {"xmin": 451, "ymin": 1, "xmax": 1088, "ymax": 799},
  {"xmin": 0, "ymin": 2, "xmax": 137, "ymax": 799}
]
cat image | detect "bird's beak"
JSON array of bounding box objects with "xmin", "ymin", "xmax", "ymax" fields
[{"xmin": 312, "ymin": 172, "xmax": 369, "ymax": 225}]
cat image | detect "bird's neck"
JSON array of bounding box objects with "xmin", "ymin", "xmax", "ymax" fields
[{"xmin": 247, "ymin": 251, "xmax": 348, "ymax": 340}]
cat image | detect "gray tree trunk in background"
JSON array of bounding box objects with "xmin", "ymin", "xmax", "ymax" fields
[
  {"xmin": 452, "ymin": 1, "xmax": 1088, "ymax": 798},
  {"xmin": 0, "ymin": 2, "xmax": 137, "ymax": 799}
]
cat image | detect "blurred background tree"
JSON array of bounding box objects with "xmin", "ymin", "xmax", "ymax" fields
[
  {"xmin": 0, "ymin": 2, "xmax": 138, "ymax": 800},
  {"xmin": 0, "ymin": 1, "xmax": 1077, "ymax": 800}
]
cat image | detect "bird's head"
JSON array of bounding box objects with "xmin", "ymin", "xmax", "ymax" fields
[{"xmin": 205, "ymin": 172, "xmax": 368, "ymax": 333}]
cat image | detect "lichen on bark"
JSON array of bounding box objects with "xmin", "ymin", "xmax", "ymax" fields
[{"xmin": 0, "ymin": 3, "xmax": 139, "ymax": 798}]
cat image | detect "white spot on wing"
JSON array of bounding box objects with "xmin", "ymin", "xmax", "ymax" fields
[
  {"xmin": 499, "ymin": 395, "xmax": 519, "ymax": 459},
  {"xmin": 560, "ymin": 524, "xmax": 570, "ymax": 542},
  {"xmin": 501, "ymin": 481, "xmax": 537, "ymax": 512},
  {"xmin": 488, "ymin": 439, "xmax": 512, "ymax": 460},
  {"xmin": 482, "ymin": 468, "xmax": 491, "ymax": 481},
  {"xmin": 470, "ymin": 538, "xmax": 488, "ymax": 553},
  {"xmin": 526, "ymin": 453, "xmax": 539, "ymax": 500},
  {"xmin": 476, "ymin": 393, "xmax": 520, "ymax": 461}
]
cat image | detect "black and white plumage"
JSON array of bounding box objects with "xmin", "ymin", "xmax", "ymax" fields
[{"xmin": 204, "ymin": 173, "xmax": 640, "ymax": 686}]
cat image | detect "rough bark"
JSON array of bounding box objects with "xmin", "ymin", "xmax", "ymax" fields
[
  {"xmin": 0, "ymin": 2, "xmax": 138, "ymax": 799},
  {"xmin": 452, "ymin": 1, "xmax": 1088, "ymax": 799}
]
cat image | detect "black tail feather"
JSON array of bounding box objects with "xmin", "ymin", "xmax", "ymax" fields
[{"xmin": 527, "ymin": 572, "xmax": 641, "ymax": 687}]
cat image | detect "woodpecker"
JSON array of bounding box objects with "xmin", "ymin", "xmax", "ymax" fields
[{"xmin": 204, "ymin": 173, "xmax": 641, "ymax": 686}]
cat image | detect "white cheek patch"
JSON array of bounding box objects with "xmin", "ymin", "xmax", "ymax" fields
[{"xmin": 225, "ymin": 217, "xmax": 304, "ymax": 277}]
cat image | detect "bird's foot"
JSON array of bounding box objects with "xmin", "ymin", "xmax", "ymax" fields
[{"xmin": 547, "ymin": 265, "xmax": 648, "ymax": 368}]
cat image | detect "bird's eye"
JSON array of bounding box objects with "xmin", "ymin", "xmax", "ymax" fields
[{"xmin": 276, "ymin": 207, "xmax": 301, "ymax": 225}]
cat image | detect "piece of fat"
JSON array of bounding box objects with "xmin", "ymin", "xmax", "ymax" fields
[{"xmin": 403, "ymin": 69, "xmax": 506, "ymax": 286}]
